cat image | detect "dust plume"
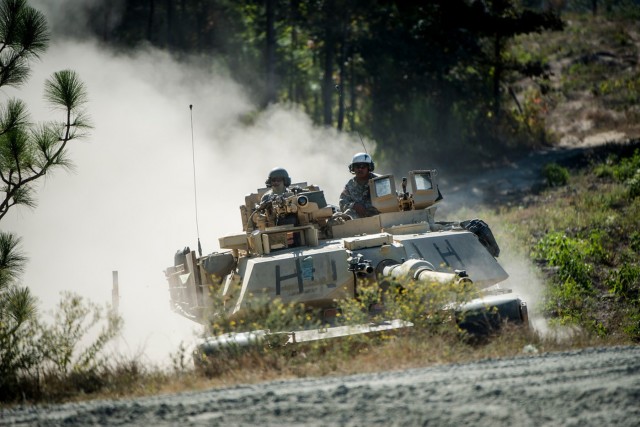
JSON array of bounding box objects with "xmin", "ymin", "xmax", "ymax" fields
[
  {"xmin": 2, "ymin": 35, "xmax": 363, "ymax": 364},
  {"xmin": 498, "ymin": 246, "xmax": 550, "ymax": 335}
]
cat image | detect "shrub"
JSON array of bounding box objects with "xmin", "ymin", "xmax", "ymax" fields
[
  {"xmin": 38, "ymin": 292, "xmax": 123, "ymax": 377},
  {"xmin": 1, "ymin": 291, "xmax": 123, "ymax": 402},
  {"xmin": 206, "ymin": 294, "xmax": 319, "ymax": 338},
  {"xmin": 533, "ymin": 231, "xmax": 596, "ymax": 289},
  {"xmin": 626, "ymin": 169, "xmax": 640, "ymax": 199},
  {"xmin": 542, "ymin": 163, "xmax": 570, "ymax": 187},
  {"xmin": 606, "ymin": 262, "xmax": 640, "ymax": 300}
]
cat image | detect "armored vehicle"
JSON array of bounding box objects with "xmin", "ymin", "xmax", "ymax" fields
[{"xmin": 165, "ymin": 169, "xmax": 528, "ymax": 354}]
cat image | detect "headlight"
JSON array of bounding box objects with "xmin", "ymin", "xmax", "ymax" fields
[{"xmin": 297, "ymin": 195, "xmax": 309, "ymax": 206}]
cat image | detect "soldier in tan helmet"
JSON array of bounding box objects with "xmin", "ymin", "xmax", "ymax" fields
[{"xmin": 261, "ymin": 167, "xmax": 294, "ymax": 204}]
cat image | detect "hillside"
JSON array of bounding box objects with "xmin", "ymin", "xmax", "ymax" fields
[{"xmin": 513, "ymin": 13, "xmax": 640, "ymax": 148}]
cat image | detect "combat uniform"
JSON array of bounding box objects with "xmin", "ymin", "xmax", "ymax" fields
[{"xmin": 339, "ymin": 173, "xmax": 380, "ymax": 218}]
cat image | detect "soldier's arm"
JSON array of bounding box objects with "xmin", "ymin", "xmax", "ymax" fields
[{"xmin": 339, "ymin": 187, "xmax": 353, "ymax": 212}]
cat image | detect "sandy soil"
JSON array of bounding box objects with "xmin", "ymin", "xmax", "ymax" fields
[{"xmin": 2, "ymin": 346, "xmax": 639, "ymax": 426}]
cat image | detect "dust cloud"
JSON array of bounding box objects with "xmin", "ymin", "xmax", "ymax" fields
[
  {"xmin": 2, "ymin": 34, "xmax": 363, "ymax": 364},
  {"xmin": 498, "ymin": 247, "xmax": 550, "ymax": 334}
]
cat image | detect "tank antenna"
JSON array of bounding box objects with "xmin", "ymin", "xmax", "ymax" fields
[
  {"xmin": 189, "ymin": 104, "xmax": 202, "ymax": 257},
  {"xmin": 335, "ymin": 84, "xmax": 368, "ymax": 154}
]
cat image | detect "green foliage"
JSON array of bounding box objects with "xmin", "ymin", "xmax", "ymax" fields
[
  {"xmin": 630, "ymin": 231, "xmax": 640, "ymax": 252},
  {"xmin": 542, "ymin": 163, "xmax": 570, "ymax": 187},
  {"xmin": 627, "ymin": 169, "xmax": 640, "ymax": 199},
  {"xmin": 611, "ymin": 149, "xmax": 640, "ymax": 181},
  {"xmin": 499, "ymin": 144, "xmax": 640, "ymax": 340},
  {"xmin": 593, "ymin": 150, "xmax": 640, "ymax": 198},
  {"xmin": 0, "ymin": 69, "xmax": 92, "ymax": 220},
  {"xmin": 532, "ymin": 231, "xmax": 609, "ymax": 327},
  {"xmin": 1, "ymin": 0, "xmax": 92, "ymax": 222},
  {"xmin": 621, "ymin": 310, "xmax": 640, "ymax": 340},
  {"xmin": 39, "ymin": 291, "xmax": 123, "ymax": 376},
  {"xmin": 0, "ymin": 230, "xmax": 26, "ymax": 287},
  {"xmin": 207, "ymin": 293, "xmax": 320, "ymax": 338},
  {"xmin": 1, "ymin": 291, "xmax": 123, "ymax": 402},
  {"xmin": 545, "ymin": 276, "xmax": 594, "ymax": 325},
  {"xmin": 606, "ymin": 262, "xmax": 640, "ymax": 300},
  {"xmin": 337, "ymin": 276, "xmax": 476, "ymax": 332},
  {"xmin": 597, "ymin": 73, "xmax": 640, "ymax": 107},
  {"xmin": 194, "ymin": 275, "xmax": 480, "ymax": 379},
  {"xmin": 0, "ymin": 0, "xmax": 49, "ymax": 87},
  {"xmin": 0, "ymin": 284, "xmax": 40, "ymax": 401},
  {"xmin": 510, "ymin": 88, "xmax": 554, "ymax": 145},
  {"xmin": 0, "ymin": 231, "xmax": 39, "ymax": 400},
  {"xmin": 534, "ymin": 230, "xmax": 607, "ymax": 285},
  {"xmin": 170, "ymin": 341, "xmax": 189, "ymax": 374}
]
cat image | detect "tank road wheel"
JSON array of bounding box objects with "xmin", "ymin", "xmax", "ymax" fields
[{"xmin": 456, "ymin": 295, "xmax": 529, "ymax": 336}]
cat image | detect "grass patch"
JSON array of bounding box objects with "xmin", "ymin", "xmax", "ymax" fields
[{"xmin": 499, "ymin": 146, "xmax": 640, "ymax": 340}]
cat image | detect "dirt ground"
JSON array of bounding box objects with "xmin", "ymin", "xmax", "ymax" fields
[{"xmin": 2, "ymin": 345, "xmax": 639, "ymax": 426}]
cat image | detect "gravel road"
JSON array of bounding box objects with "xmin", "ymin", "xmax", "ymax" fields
[{"xmin": 2, "ymin": 345, "xmax": 639, "ymax": 426}]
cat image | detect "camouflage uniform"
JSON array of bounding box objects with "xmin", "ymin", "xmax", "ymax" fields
[{"xmin": 339, "ymin": 173, "xmax": 380, "ymax": 218}]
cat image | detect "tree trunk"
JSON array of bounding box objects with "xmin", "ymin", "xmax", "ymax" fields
[
  {"xmin": 166, "ymin": 0, "xmax": 174, "ymax": 49},
  {"xmin": 492, "ymin": 32, "xmax": 502, "ymax": 120},
  {"xmin": 147, "ymin": 0, "xmax": 155, "ymax": 43},
  {"xmin": 321, "ymin": 0, "xmax": 336, "ymax": 126},
  {"xmin": 288, "ymin": 0, "xmax": 300, "ymax": 103},
  {"xmin": 349, "ymin": 47, "xmax": 356, "ymax": 132},
  {"xmin": 265, "ymin": 0, "xmax": 277, "ymax": 106},
  {"xmin": 337, "ymin": 25, "xmax": 348, "ymax": 131}
]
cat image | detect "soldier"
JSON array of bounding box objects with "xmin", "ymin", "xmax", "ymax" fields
[
  {"xmin": 261, "ymin": 167, "xmax": 293, "ymax": 204},
  {"xmin": 339, "ymin": 152, "xmax": 380, "ymax": 218}
]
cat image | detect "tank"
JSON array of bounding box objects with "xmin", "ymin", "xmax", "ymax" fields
[{"xmin": 164, "ymin": 169, "xmax": 528, "ymax": 355}]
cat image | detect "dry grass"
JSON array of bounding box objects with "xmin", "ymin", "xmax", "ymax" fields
[{"xmin": 70, "ymin": 321, "xmax": 629, "ymax": 405}]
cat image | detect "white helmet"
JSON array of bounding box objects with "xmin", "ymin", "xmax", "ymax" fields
[{"xmin": 349, "ymin": 152, "xmax": 375, "ymax": 173}]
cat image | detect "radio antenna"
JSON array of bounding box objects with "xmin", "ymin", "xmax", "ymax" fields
[
  {"xmin": 356, "ymin": 130, "xmax": 368, "ymax": 154},
  {"xmin": 189, "ymin": 104, "xmax": 202, "ymax": 257},
  {"xmin": 335, "ymin": 84, "xmax": 368, "ymax": 154}
]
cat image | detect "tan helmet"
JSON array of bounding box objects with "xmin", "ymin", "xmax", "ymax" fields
[
  {"xmin": 265, "ymin": 167, "xmax": 292, "ymax": 187},
  {"xmin": 349, "ymin": 152, "xmax": 375, "ymax": 173}
]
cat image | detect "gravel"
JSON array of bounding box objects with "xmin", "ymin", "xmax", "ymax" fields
[{"xmin": 3, "ymin": 345, "xmax": 639, "ymax": 426}]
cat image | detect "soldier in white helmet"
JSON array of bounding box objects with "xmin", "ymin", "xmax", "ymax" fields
[{"xmin": 339, "ymin": 153, "xmax": 380, "ymax": 218}]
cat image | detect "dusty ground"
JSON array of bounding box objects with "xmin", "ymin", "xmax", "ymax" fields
[{"xmin": 2, "ymin": 346, "xmax": 639, "ymax": 426}]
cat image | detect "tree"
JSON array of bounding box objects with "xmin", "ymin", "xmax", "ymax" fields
[
  {"xmin": 0, "ymin": 231, "xmax": 39, "ymax": 399},
  {"xmin": 0, "ymin": 0, "xmax": 92, "ymax": 401},
  {"xmin": 0, "ymin": 0, "xmax": 86, "ymax": 260}
]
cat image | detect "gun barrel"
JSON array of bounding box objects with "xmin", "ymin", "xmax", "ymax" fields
[{"xmin": 381, "ymin": 259, "xmax": 473, "ymax": 286}]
